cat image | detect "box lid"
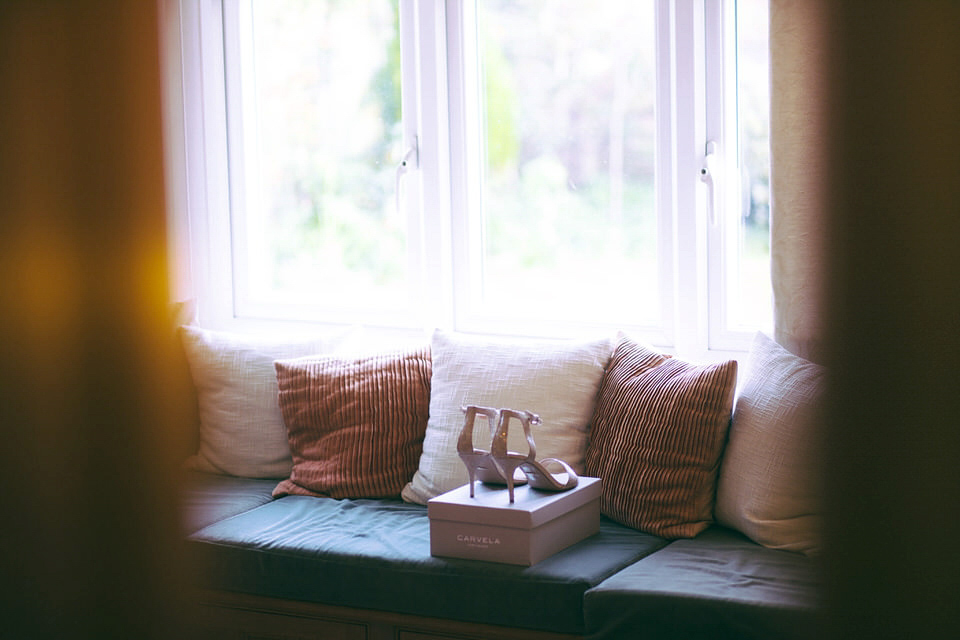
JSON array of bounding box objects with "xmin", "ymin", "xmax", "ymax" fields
[{"xmin": 428, "ymin": 476, "xmax": 601, "ymax": 529}]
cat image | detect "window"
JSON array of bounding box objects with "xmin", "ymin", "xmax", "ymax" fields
[
  {"xmin": 458, "ymin": 1, "xmax": 660, "ymax": 334},
  {"xmin": 225, "ymin": 1, "xmax": 411, "ymax": 322},
  {"xmin": 705, "ymin": 0, "xmax": 771, "ymax": 349},
  {"xmin": 170, "ymin": 0, "xmax": 771, "ymax": 358}
]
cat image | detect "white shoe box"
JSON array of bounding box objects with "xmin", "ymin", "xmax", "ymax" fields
[{"xmin": 428, "ymin": 476, "xmax": 601, "ymax": 566}]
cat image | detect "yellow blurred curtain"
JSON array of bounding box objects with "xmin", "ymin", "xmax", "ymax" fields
[{"xmin": 0, "ymin": 2, "xmax": 190, "ymax": 637}]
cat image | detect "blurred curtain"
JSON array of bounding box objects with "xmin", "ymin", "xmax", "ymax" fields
[
  {"xmin": 0, "ymin": 2, "xmax": 191, "ymax": 637},
  {"xmin": 819, "ymin": 2, "xmax": 960, "ymax": 639},
  {"xmin": 772, "ymin": 2, "xmax": 960, "ymax": 638},
  {"xmin": 769, "ymin": 0, "xmax": 829, "ymax": 363}
]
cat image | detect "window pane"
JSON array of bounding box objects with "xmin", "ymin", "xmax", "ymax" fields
[
  {"xmin": 239, "ymin": 1, "xmax": 404, "ymax": 313},
  {"xmin": 476, "ymin": 0, "xmax": 658, "ymax": 327},
  {"xmin": 732, "ymin": 0, "xmax": 772, "ymax": 330}
]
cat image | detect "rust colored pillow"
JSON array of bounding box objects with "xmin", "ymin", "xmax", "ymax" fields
[
  {"xmin": 585, "ymin": 336, "xmax": 737, "ymax": 538},
  {"xmin": 272, "ymin": 347, "xmax": 431, "ymax": 500}
]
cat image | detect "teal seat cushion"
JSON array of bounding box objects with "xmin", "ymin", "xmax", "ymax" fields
[
  {"xmin": 187, "ymin": 495, "xmax": 666, "ymax": 634},
  {"xmin": 583, "ymin": 526, "xmax": 822, "ymax": 639},
  {"xmin": 179, "ymin": 471, "xmax": 277, "ymax": 534}
]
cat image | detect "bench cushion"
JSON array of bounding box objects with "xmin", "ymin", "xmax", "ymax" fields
[
  {"xmin": 583, "ymin": 526, "xmax": 821, "ymax": 639},
  {"xmin": 186, "ymin": 495, "xmax": 667, "ymax": 634},
  {"xmin": 180, "ymin": 471, "xmax": 276, "ymax": 534}
]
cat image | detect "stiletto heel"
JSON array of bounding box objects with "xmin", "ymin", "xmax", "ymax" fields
[
  {"xmin": 457, "ymin": 405, "xmax": 527, "ymax": 497},
  {"xmin": 491, "ymin": 408, "xmax": 578, "ymax": 503}
]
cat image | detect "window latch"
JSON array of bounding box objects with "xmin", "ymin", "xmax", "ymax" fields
[
  {"xmin": 700, "ymin": 140, "xmax": 720, "ymax": 226},
  {"xmin": 396, "ymin": 136, "xmax": 419, "ymax": 215}
]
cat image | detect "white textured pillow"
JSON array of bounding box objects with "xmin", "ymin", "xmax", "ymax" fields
[
  {"xmin": 715, "ymin": 332, "xmax": 826, "ymax": 555},
  {"xmin": 179, "ymin": 326, "xmax": 341, "ymax": 478},
  {"xmin": 401, "ymin": 330, "xmax": 613, "ymax": 504}
]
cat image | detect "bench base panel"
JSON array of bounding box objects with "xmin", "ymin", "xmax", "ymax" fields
[{"xmin": 192, "ymin": 589, "xmax": 582, "ymax": 640}]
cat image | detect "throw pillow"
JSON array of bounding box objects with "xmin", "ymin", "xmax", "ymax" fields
[
  {"xmin": 272, "ymin": 347, "xmax": 432, "ymax": 500},
  {"xmin": 169, "ymin": 300, "xmax": 201, "ymax": 461},
  {"xmin": 179, "ymin": 325, "xmax": 340, "ymax": 478},
  {"xmin": 715, "ymin": 332, "xmax": 826, "ymax": 556},
  {"xmin": 401, "ymin": 330, "xmax": 613, "ymax": 505},
  {"xmin": 585, "ymin": 335, "xmax": 738, "ymax": 538}
]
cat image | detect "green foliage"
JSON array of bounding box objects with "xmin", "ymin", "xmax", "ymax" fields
[
  {"xmin": 483, "ymin": 159, "xmax": 656, "ymax": 278},
  {"xmin": 254, "ymin": 0, "xmax": 406, "ymax": 296},
  {"xmin": 482, "ymin": 41, "xmax": 519, "ymax": 170},
  {"xmin": 370, "ymin": 0, "xmax": 402, "ymax": 132}
]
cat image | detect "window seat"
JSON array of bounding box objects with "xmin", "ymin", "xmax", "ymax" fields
[{"xmin": 181, "ymin": 471, "xmax": 820, "ymax": 639}]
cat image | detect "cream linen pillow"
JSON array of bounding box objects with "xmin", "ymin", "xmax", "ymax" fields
[
  {"xmin": 168, "ymin": 300, "xmax": 201, "ymax": 462},
  {"xmin": 401, "ymin": 330, "xmax": 613, "ymax": 505},
  {"xmin": 179, "ymin": 326, "xmax": 342, "ymax": 478},
  {"xmin": 715, "ymin": 332, "xmax": 826, "ymax": 556}
]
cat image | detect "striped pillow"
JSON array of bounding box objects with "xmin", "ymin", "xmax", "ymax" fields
[
  {"xmin": 272, "ymin": 347, "xmax": 432, "ymax": 500},
  {"xmin": 585, "ymin": 336, "xmax": 737, "ymax": 538}
]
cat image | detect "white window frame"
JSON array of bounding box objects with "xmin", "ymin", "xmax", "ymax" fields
[
  {"xmin": 165, "ymin": 0, "xmax": 767, "ymax": 361},
  {"xmin": 705, "ymin": 0, "xmax": 757, "ymax": 353}
]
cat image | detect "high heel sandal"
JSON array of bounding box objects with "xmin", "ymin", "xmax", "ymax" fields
[
  {"xmin": 457, "ymin": 405, "xmax": 527, "ymax": 497},
  {"xmin": 490, "ymin": 408, "xmax": 578, "ymax": 503}
]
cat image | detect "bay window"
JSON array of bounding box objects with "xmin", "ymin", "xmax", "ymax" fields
[{"xmin": 166, "ymin": 0, "xmax": 771, "ymax": 358}]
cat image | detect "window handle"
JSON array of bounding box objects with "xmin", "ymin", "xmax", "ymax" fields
[
  {"xmin": 700, "ymin": 140, "xmax": 720, "ymax": 226},
  {"xmin": 395, "ymin": 136, "xmax": 419, "ymax": 215}
]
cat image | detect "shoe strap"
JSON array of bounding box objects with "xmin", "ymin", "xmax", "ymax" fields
[
  {"xmin": 458, "ymin": 404, "xmax": 499, "ymax": 453},
  {"xmin": 494, "ymin": 408, "xmax": 542, "ymax": 460}
]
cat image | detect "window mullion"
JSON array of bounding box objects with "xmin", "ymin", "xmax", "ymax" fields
[
  {"xmin": 189, "ymin": 0, "xmax": 233, "ymax": 329},
  {"xmin": 704, "ymin": 0, "xmax": 729, "ymax": 351},
  {"xmin": 407, "ymin": 0, "xmax": 454, "ymax": 331},
  {"xmin": 707, "ymin": 0, "xmax": 773, "ymax": 352},
  {"xmin": 667, "ymin": 0, "xmax": 709, "ymax": 358},
  {"xmin": 222, "ymin": 0, "xmax": 256, "ymax": 323},
  {"xmin": 399, "ymin": 0, "xmax": 425, "ymax": 327},
  {"xmin": 655, "ymin": 0, "xmax": 676, "ymax": 350},
  {"xmin": 444, "ymin": 0, "xmax": 479, "ymax": 333}
]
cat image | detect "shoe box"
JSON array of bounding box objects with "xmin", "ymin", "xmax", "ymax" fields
[{"xmin": 427, "ymin": 476, "xmax": 601, "ymax": 566}]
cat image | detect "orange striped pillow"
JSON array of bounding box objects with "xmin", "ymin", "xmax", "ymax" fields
[
  {"xmin": 585, "ymin": 336, "xmax": 737, "ymax": 538},
  {"xmin": 272, "ymin": 347, "xmax": 431, "ymax": 500}
]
